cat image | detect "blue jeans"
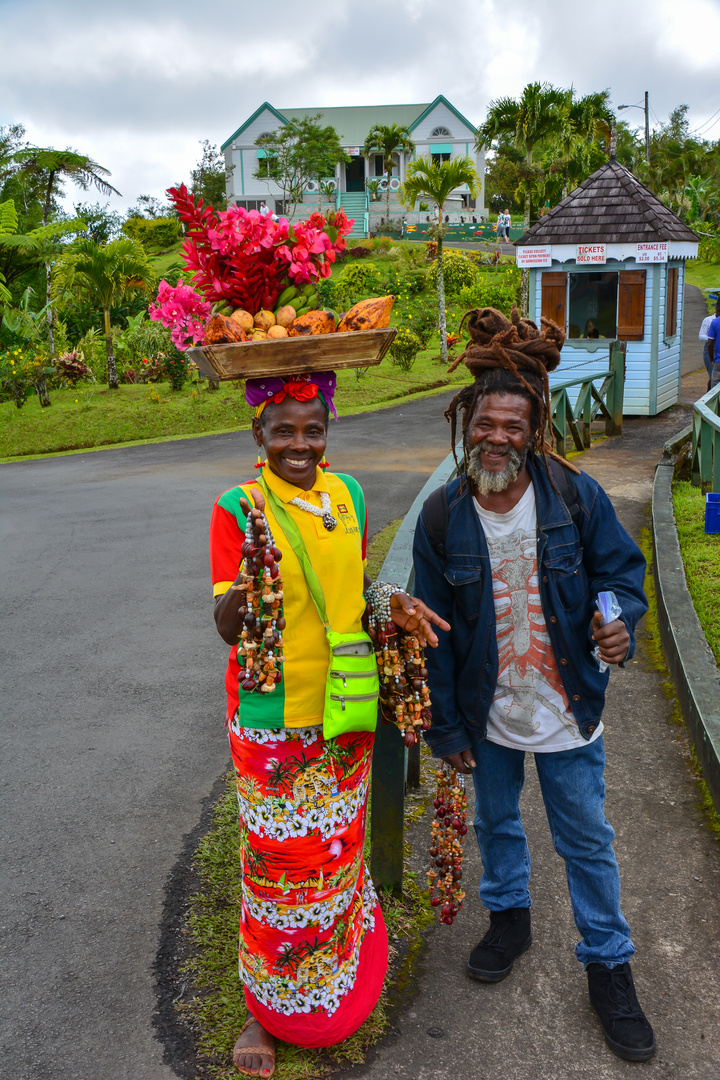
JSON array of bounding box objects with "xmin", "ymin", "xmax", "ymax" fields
[{"xmin": 468, "ymin": 734, "xmax": 634, "ymax": 968}]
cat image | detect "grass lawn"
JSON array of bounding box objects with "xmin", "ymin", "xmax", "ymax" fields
[
  {"xmin": 672, "ymin": 481, "xmax": 720, "ymax": 666},
  {"xmin": 0, "ymin": 350, "xmax": 468, "ymax": 461},
  {"xmin": 685, "ymin": 260, "xmax": 720, "ymax": 306}
]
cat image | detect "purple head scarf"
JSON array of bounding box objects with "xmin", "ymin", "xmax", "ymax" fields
[{"xmin": 245, "ymin": 372, "xmax": 338, "ymax": 420}]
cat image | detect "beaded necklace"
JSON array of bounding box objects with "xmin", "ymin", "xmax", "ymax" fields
[
  {"xmin": 289, "ymin": 490, "xmax": 338, "ymax": 531},
  {"xmin": 364, "ymin": 582, "xmax": 432, "ymax": 746},
  {"xmin": 232, "ymin": 506, "xmax": 285, "ymax": 693},
  {"xmin": 427, "ymin": 765, "xmax": 468, "ymax": 924}
]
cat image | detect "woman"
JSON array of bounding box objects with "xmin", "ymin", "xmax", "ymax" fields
[{"xmin": 211, "ymin": 373, "xmax": 448, "ymax": 1077}]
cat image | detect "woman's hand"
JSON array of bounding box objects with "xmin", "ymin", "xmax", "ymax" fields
[
  {"xmin": 591, "ymin": 612, "xmax": 629, "ymax": 664},
  {"xmin": 389, "ymin": 592, "xmax": 451, "ymax": 648}
]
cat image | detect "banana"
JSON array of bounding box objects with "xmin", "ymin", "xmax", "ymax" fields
[
  {"xmin": 305, "ymin": 296, "xmax": 319, "ymax": 311},
  {"xmin": 289, "ymin": 297, "xmax": 307, "ymax": 313},
  {"xmin": 301, "ymin": 283, "xmax": 316, "ymax": 297},
  {"xmin": 276, "ymin": 285, "xmax": 298, "ymax": 307}
]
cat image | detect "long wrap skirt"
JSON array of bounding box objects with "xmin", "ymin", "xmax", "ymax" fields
[{"xmin": 228, "ymin": 720, "xmax": 388, "ymax": 1048}]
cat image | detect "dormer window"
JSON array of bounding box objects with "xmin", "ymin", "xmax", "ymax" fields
[{"xmin": 430, "ymin": 126, "xmax": 452, "ymax": 137}]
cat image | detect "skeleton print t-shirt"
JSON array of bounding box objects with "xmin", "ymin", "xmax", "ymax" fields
[{"xmin": 474, "ymin": 483, "xmax": 603, "ymax": 752}]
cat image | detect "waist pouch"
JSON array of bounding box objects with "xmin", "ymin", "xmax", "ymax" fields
[{"xmin": 257, "ymin": 476, "xmax": 379, "ymax": 740}]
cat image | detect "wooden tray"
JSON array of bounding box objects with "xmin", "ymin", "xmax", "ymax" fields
[{"xmin": 187, "ymin": 327, "xmax": 396, "ymax": 381}]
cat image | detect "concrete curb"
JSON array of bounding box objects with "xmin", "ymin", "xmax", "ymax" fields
[{"xmin": 652, "ymin": 461, "xmax": 720, "ymax": 810}]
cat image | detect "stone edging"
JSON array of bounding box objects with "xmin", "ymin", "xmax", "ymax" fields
[{"xmin": 652, "ymin": 462, "xmax": 720, "ymax": 811}]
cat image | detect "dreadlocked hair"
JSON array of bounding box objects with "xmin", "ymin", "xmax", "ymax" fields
[{"xmin": 444, "ymin": 303, "xmax": 580, "ymax": 482}]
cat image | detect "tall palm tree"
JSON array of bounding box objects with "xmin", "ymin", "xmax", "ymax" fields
[
  {"xmin": 53, "ymin": 237, "xmax": 154, "ymax": 390},
  {"xmin": 542, "ymin": 89, "xmax": 613, "ymax": 201},
  {"xmin": 362, "ymin": 124, "xmax": 416, "ymax": 222},
  {"xmin": 476, "ymin": 82, "xmax": 565, "ymax": 313},
  {"xmin": 399, "ymin": 155, "xmax": 481, "ymax": 364},
  {"xmin": 11, "ymin": 148, "xmax": 121, "ymax": 356}
]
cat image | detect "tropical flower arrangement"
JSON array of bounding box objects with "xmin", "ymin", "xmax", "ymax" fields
[{"xmin": 149, "ymin": 185, "xmax": 353, "ymax": 350}]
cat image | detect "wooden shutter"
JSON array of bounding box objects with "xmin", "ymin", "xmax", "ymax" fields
[
  {"xmin": 665, "ymin": 266, "xmax": 679, "ymax": 337},
  {"xmin": 617, "ymin": 269, "xmax": 646, "ymax": 341},
  {"xmin": 541, "ymin": 272, "xmax": 566, "ymax": 329}
]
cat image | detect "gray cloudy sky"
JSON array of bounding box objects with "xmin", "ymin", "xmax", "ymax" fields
[{"xmin": 2, "ymin": 0, "xmax": 718, "ymax": 212}]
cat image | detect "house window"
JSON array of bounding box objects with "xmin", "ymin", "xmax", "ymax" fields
[
  {"xmin": 233, "ymin": 198, "xmax": 277, "ymax": 214},
  {"xmin": 374, "ymin": 154, "xmax": 385, "ymax": 177},
  {"xmin": 432, "ymin": 152, "xmax": 451, "ymax": 166},
  {"xmin": 541, "ymin": 269, "xmax": 646, "ymax": 341},
  {"xmin": 665, "ymin": 266, "xmax": 679, "ymax": 337},
  {"xmin": 430, "ymin": 126, "xmax": 452, "ymax": 137}
]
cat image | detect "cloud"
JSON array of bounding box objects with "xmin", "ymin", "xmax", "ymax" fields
[{"xmin": 2, "ymin": 0, "xmax": 717, "ymax": 212}]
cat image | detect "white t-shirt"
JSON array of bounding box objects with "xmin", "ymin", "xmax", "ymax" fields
[
  {"xmin": 474, "ymin": 483, "xmax": 603, "ymax": 752},
  {"xmin": 258, "ymin": 203, "xmax": 270, "ymax": 217},
  {"xmin": 700, "ymin": 316, "xmax": 713, "ymax": 342}
]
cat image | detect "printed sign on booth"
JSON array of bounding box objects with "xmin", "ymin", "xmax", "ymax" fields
[
  {"xmin": 516, "ymin": 246, "xmax": 552, "ymax": 268},
  {"xmin": 576, "ymin": 244, "xmax": 607, "ymax": 264},
  {"xmin": 636, "ymin": 243, "xmax": 668, "ymax": 263}
]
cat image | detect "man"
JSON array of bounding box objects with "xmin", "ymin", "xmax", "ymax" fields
[
  {"xmin": 258, "ymin": 200, "xmax": 270, "ymax": 217},
  {"xmin": 705, "ymin": 298, "xmax": 720, "ymax": 389},
  {"xmin": 413, "ymin": 339, "xmax": 654, "ymax": 1062}
]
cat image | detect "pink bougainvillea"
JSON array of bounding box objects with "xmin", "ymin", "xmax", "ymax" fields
[{"xmin": 148, "ymin": 279, "xmax": 211, "ymax": 351}]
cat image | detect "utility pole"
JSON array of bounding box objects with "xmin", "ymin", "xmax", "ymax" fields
[{"xmin": 644, "ymin": 91, "xmax": 650, "ymax": 164}]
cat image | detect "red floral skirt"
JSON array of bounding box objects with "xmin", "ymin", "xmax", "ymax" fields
[{"xmin": 228, "ymin": 720, "xmax": 388, "ymax": 1048}]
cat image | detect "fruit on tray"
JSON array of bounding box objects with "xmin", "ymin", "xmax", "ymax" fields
[
  {"xmin": 254, "ymin": 309, "xmax": 276, "ymax": 331},
  {"xmin": 251, "ymin": 329, "xmax": 269, "ymax": 341},
  {"xmin": 287, "ymin": 311, "xmax": 337, "ymax": 336},
  {"xmin": 204, "ymin": 314, "xmax": 246, "ymax": 345},
  {"xmin": 338, "ymin": 296, "xmax": 395, "ymax": 332},
  {"xmin": 230, "ymin": 309, "xmax": 254, "ymax": 332},
  {"xmin": 267, "ymin": 325, "xmax": 288, "ymax": 338},
  {"xmin": 275, "ymin": 305, "xmax": 296, "ymax": 328}
]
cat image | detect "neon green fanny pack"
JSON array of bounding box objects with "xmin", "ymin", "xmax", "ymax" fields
[{"xmin": 257, "ymin": 477, "xmax": 378, "ymax": 739}]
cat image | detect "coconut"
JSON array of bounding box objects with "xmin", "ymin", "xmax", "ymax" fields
[
  {"xmin": 275, "ymin": 305, "xmax": 296, "ymax": 328},
  {"xmin": 253, "ymin": 309, "xmax": 276, "ymax": 331},
  {"xmin": 229, "ymin": 308, "xmax": 254, "ymax": 332},
  {"xmin": 267, "ymin": 325, "xmax": 289, "ymax": 339}
]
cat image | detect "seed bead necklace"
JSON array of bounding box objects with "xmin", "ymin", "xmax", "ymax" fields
[
  {"xmin": 231, "ymin": 506, "xmax": 285, "ymax": 694},
  {"xmin": 289, "ymin": 490, "xmax": 337, "ymax": 531},
  {"xmin": 427, "ymin": 765, "xmax": 468, "ymax": 925}
]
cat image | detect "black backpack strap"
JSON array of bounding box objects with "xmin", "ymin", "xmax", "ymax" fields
[
  {"xmin": 548, "ymin": 458, "xmax": 582, "ymax": 532},
  {"xmin": 422, "ymin": 484, "xmax": 449, "ymax": 559}
]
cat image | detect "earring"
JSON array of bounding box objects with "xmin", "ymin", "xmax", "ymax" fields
[
  {"xmin": 319, "ymin": 456, "xmax": 329, "ymax": 471},
  {"xmin": 255, "ymin": 451, "xmax": 266, "ymax": 470}
]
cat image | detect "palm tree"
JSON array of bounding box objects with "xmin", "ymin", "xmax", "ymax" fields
[
  {"xmin": 53, "ymin": 237, "xmax": 154, "ymax": 389},
  {"xmin": 399, "ymin": 155, "xmax": 482, "ymax": 364},
  {"xmin": 11, "ymin": 148, "xmax": 121, "ymax": 356},
  {"xmin": 476, "ymin": 82, "xmax": 566, "ymax": 313},
  {"xmin": 362, "ymin": 124, "xmax": 416, "ymax": 222},
  {"xmin": 542, "ymin": 89, "xmax": 613, "ymax": 201}
]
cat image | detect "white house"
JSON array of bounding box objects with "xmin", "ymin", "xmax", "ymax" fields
[
  {"xmin": 515, "ymin": 159, "xmax": 699, "ymax": 416},
  {"xmin": 221, "ymin": 96, "xmax": 485, "ymax": 236}
]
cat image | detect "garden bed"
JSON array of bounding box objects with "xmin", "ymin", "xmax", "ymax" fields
[{"xmin": 672, "ymin": 480, "xmax": 720, "ymax": 665}]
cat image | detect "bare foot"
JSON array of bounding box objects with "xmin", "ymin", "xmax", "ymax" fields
[{"xmin": 232, "ymin": 1018, "xmax": 276, "ymax": 1077}]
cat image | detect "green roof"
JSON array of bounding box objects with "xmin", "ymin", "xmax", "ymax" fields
[{"xmin": 277, "ymin": 103, "xmax": 430, "ymax": 146}]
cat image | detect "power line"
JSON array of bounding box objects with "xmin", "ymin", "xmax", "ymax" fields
[{"xmin": 690, "ymin": 107, "xmax": 720, "ymax": 136}]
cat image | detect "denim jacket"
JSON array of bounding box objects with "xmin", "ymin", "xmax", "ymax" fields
[{"xmin": 412, "ymin": 456, "xmax": 648, "ymax": 758}]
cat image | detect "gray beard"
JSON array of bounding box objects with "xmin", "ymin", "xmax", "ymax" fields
[{"xmin": 466, "ymin": 442, "xmax": 527, "ymax": 495}]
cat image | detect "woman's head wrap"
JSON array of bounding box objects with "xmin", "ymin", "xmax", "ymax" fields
[{"xmin": 245, "ymin": 372, "xmax": 338, "ymax": 420}]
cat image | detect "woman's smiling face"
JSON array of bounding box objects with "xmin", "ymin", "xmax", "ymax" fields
[{"xmin": 252, "ymin": 396, "xmax": 328, "ymax": 490}]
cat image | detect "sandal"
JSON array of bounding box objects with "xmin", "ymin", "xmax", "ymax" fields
[{"xmin": 232, "ymin": 1014, "xmax": 276, "ymax": 1078}]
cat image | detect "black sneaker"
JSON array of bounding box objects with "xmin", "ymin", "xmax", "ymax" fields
[
  {"xmin": 587, "ymin": 962, "xmax": 656, "ymax": 1061},
  {"xmin": 467, "ymin": 907, "xmax": 532, "ymax": 982}
]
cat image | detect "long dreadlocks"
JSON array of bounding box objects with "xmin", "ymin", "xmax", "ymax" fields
[{"xmin": 444, "ymin": 303, "xmax": 579, "ymax": 481}]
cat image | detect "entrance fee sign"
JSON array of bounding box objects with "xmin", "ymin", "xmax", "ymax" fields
[
  {"xmin": 576, "ymin": 244, "xmax": 607, "ymax": 264},
  {"xmin": 516, "ymin": 246, "xmax": 552, "ymax": 267},
  {"xmin": 636, "ymin": 243, "xmax": 668, "ymax": 263}
]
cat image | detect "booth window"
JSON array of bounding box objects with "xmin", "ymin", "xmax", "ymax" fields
[
  {"xmin": 541, "ymin": 269, "xmax": 646, "ymax": 341},
  {"xmin": 665, "ymin": 266, "xmax": 679, "ymax": 337}
]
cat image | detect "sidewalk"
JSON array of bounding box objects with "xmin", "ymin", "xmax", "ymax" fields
[{"xmin": 339, "ymin": 371, "xmax": 720, "ymax": 1079}]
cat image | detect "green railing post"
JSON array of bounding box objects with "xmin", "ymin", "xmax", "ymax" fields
[
  {"xmin": 370, "ymin": 716, "xmax": 406, "ymax": 896},
  {"xmin": 608, "ymin": 341, "xmax": 626, "ymax": 437}
]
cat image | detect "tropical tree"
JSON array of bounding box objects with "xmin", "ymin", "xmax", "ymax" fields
[
  {"xmin": 362, "ymin": 124, "xmax": 416, "ymax": 222},
  {"xmin": 539, "ymin": 89, "xmax": 613, "ymax": 202},
  {"xmin": 9, "ymin": 147, "xmax": 120, "ymax": 355},
  {"xmin": 255, "ymin": 116, "xmax": 349, "ymax": 216},
  {"xmin": 53, "ymin": 237, "xmax": 154, "ymax": 389},
  {"xmin": 399, "ymin": 155, "xmax": 482, "ymax": 364}
]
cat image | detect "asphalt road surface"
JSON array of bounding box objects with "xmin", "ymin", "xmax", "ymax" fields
[{"xmin": 0, "ymin": 390, "xmax": 459, "ymax": 1080}]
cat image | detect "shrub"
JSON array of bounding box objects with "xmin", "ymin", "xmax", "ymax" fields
[
  {"xmin": 122, "ymin": 215, "xmax": 182, "ymax": 249},
  {"xmin": 389, "ymin": 326, "xmax": 422, "ymax": 372},
  {"xmin": 371, "ymin": 235, "xmax": 393, "ymax": 253},
  {"xmin": 316, "ymin": 278, "xmax": 339, "ymax": 309},
  {"xmin": 456, "ymin": 266, "xmax": 522, "ymax": 315},
  {"xmin": 164, "ymin": 349, "xmax": 190, "ymax": 391},
  {"xmin": 425, "ymin": 240, "xmax": 437, "ymax": 261},
  {"xmin": 399, "ymin": 268, "xmax": 427, "ymax": 296},
  {"xmin": 430, "ymin": 250, "xmax": 479, "ymax": 295},
  {"xmin": 0, "ymin": 346, "xmax": 52, "ymax": 408},
  {"xmin": 348, "ymin": 245, "xmax": 373, "ymax": 259},
  {"xmin": 401, "ymin": 304, "xmax": 436, "ymax": 346},
  {"xmin": 335, "ymin": 262, "xmax": 379, "ymax": 304},
  {"xmin": 55, "ymin": 350, "xmax": 90, "ymax": 385}
]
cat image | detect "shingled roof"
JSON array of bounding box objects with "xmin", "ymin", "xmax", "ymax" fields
[{"xmin": 516, "ymin": 159, "xmax": 698, "ymax": 246}]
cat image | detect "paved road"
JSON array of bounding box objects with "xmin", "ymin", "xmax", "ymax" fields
[{"xmin": 0, "ymin": 391, "xmax": 460, "ymax": 1080}]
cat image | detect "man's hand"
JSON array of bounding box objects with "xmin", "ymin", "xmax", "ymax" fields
[
  {"xmin": 389, "ymin": 592, "xmax": 451, "ymax": 648},
  {"xmin": 591, "ymin": 612, "xmax": 629, "ymax": 664},
  {"xmin": 441, "ymin": 749, "xmax": 476, "ymax": 775}
]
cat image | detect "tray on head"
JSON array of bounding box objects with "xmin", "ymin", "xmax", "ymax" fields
[{"xmin": 187, "ymin": 327, "xmax": 397, "ymax": 381}]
